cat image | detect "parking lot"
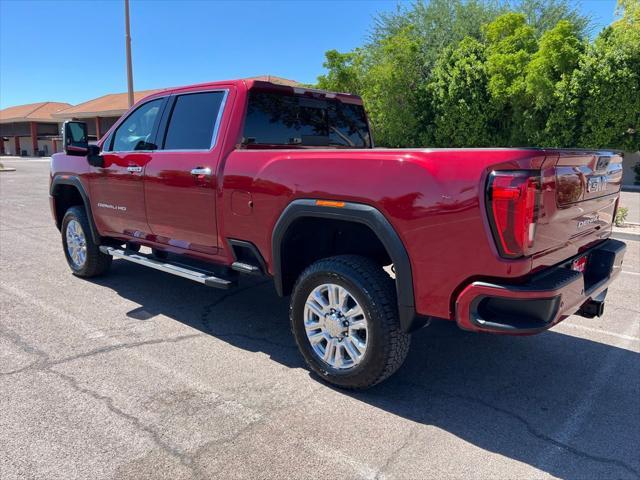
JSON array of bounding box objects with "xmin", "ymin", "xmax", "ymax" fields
[{"xmin": 1, "ymin": 158, "xmax": 638, "ymax": 479}]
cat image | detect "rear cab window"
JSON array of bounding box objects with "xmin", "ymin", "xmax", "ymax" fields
[
  {"xmin": 242, "ymin": 89, "xmax": 372, "ymax": 148},
  {"xmin": 161, "ymin": 91, "xmax": 227, "ymax": 150}
]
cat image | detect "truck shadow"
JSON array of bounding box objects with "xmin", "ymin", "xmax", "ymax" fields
[{"xmin": 91, "ymin": 261, "xmax": 640, "ymax": 479}]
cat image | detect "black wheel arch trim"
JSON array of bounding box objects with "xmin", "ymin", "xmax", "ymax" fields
[
  {"xmin": 50, "ymin": 175, "xmax": 101, "ymax": 245},
  {"xmin": 272, "ymin": 199, "xmax": 422, "ymax": 332}
]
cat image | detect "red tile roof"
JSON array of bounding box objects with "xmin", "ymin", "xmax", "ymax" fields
[
  {"xmin": 9, "ymin": 76, "xmax": 300, "ymax": 121},
  {"xmin": 0, "ymin": 102, "xmax": 72, "ymax": 123},
  {"xmin": 52, "ymin": 89, "xmax": 165, "ymax": 119}
]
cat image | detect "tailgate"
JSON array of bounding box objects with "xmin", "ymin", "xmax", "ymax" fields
[{"xmin": 532, "ymin": 151, "xmax": 623, "ymax": 269}]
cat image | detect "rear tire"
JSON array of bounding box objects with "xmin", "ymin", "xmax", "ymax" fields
[
  {"xmin": 61, "ymin": 206, "xmax": 111, "ymax": 277},
  {"xmin": 290, "ymin": 255, "xmax": 410, "ymax": 390}
]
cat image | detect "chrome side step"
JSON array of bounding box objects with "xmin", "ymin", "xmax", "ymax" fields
[{"xmin": 100, "ymin": 246, "xmax": 235, "ymax": 289}]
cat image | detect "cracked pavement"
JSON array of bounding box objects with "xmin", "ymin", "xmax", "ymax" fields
[{"xmin": 1, "ymin": 158, "xmax": 639, "ymax": 479}]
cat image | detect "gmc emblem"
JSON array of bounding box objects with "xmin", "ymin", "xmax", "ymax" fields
[
  {"xmin": 596, "ymin": 156, "xmax": 611, "ymax": 172},
  {"xmin": 587, "ymin": 176, "xmax": 608, "ymax": 193}
]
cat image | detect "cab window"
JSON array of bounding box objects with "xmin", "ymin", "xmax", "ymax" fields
[
  {"xmin": 162, "ymin": 91, "xmax": 226, "ymax": 150},
  {"xmin": 111, "ymin": 98, "xmax": 164, "ymax": 152},
  {"xmin": 242, "ymin": 90, "xmax": 371, "ymax": 148}
]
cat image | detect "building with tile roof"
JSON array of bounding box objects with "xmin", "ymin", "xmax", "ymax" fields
[
  {"xmin": 0, "ymin": 76, "xmax": 300, "ymax": 156},
  {"xmin": 0, "ymin": 102, "xmax": 71, "ymax": 156}
]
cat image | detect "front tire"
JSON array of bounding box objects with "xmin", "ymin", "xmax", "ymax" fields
[
  {"xmin": 61, "ymin": 206, "xmax": 111, "ymax": 277},
  {"xmin": 290, "ymin": 255, "xmax": 410, "ymax": 389}
]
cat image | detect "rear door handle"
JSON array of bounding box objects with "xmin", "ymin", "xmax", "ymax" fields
[
  {"xmin": 190, "ymin": 167, "xmax": 212, "ymax": 176},
  {"xmin": 127, "ymin": 165, "xmax": 143, "ymax": 173}
]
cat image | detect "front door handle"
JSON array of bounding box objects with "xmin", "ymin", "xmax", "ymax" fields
[
  {"xmin": 127, "ymin": 165, "xmax": 143, "ymax": 173},
  {"xmin": 190, "ymin": 167, "xmax": 212, "ymax": 176}
]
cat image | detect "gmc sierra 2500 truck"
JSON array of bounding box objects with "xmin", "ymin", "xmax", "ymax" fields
[{"xmin": 51, "ymin": 78, "xmax": 626, "ymax": 389}]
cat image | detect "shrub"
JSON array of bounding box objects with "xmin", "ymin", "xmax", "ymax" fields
[{"xmin": 615, "ymin": 206, "xmax": 629, "ymax": 226}]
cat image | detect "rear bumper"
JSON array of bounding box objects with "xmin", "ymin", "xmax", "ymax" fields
[{"xmin": 455, "ymin": 239, "xmax": 626, "ymax": 334}]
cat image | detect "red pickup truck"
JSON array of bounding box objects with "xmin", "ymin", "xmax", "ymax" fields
[{"xmin": 50, "ymin": 78, "xmax": 626, "ymax": 389}]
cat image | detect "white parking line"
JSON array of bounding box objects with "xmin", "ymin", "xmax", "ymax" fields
[
  {"xmin": 621, "ymin": 270, "xmax": 639, "ymax": 276},
  {"xmin": 560, "ymin": 322, "xmax": 639, "ymax": 342},
  {"xmin": 536, "ymin": 320, "xmax": 638, "ymax": 471}
]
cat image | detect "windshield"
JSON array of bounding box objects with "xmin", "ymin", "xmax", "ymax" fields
[{"xmin": 242, "ymin": 90, "xmax": 372, "ymax": 148}]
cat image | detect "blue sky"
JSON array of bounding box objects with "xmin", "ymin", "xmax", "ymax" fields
[{"xmin": 0, "ymin": 0, "xmax": 618, "ymax": 109}]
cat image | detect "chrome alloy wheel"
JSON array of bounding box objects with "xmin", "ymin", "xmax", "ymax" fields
[
  {"xmin": 303, "ymin": 283, "xmax": 368, "ymax": 370},
  {"xmin": 65, "ymin": 219, "xmax": 87, "ymax": 269}
]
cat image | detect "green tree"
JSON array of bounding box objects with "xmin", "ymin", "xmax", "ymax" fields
[
  {"xmin": 483, "ymin": 13, "xmax": 537, "ymax": 145},
  {"xmin": 364, "ymin": 27, "xmax": 425, "ymax": 147},
  {"xmin": 316, "ymin": 0, "xmax": 596, "ymax": 148},
  {"xmin": 428, "ymin": 37, "xmax": 495, "ymax": 146},
  {"xmin": 513, "ymin": 0, "xmax": 590, "ymax": 36},
  {"xmin": 316, "ymin": 49, "xmax": 364, "ymax": 95},
  {"xmin": 525, "ymin": 20, "xmax": 584, "ymax": 145},
  {"xmin": 572, "ymin": 0, "xmax": 640, "ymax": 150}
]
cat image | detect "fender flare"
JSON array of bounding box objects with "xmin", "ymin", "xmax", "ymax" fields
[
  {"xmin": 272, "ymin": 199, "xmax": 421, "ymax": 332},
  {"xmin": 50, "ymin": 175, "xmax": 101, "ymax": 245}
]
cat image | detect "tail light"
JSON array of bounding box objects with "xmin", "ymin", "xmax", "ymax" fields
[{"xmin": 486, "ymin": 171, "xmax": 541, "ymax": 258}]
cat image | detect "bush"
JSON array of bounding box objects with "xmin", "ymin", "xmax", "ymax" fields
[{"xmin": 615, "ymin": 206, "xmax": 629, "ymax": 226}]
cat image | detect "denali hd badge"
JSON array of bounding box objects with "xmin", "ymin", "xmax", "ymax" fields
[
  {"xmin": 587, "ymin": 176, "xmax": 608, "ymax": 193},
  {"xmin": 97, "ymin": 202, "xmax": 127, "ymax": 212},
  {"xmin": 577, "ymin": 214, "xmax": 599, "ymax": 229}
]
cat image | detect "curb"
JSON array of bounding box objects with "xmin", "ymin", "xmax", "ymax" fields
[{"xmin": 612, "ymin": 230, "xmax": 640, "ymax": 242}]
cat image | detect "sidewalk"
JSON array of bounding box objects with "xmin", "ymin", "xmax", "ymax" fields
[
  {"xmin": 619, "ymin": 191, "xmax": 640, "ymax": 224},
  {"xmin": 0, "ymin": 155, "xmax": 52, "ymax": 163}
]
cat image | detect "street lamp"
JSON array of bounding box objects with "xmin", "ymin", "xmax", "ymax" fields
[{"xmin": 125, "ymin": 0, "xmax": 134, "ymax": 108}]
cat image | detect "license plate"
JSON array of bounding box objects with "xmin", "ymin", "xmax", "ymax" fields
[{"xmin": 572, "ymin": 255, "xmax": 588, "ymax": 273}]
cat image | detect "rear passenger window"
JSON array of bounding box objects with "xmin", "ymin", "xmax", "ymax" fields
[{"xmin": 163, "ymin": 92, "xmax": 226, "ymax": 150}]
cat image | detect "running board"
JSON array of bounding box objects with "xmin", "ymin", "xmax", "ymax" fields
[{"xmin": 100, "ymin": 246, "xmax": 235, "ymax": 289}]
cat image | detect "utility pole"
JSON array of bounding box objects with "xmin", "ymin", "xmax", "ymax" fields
[{"xmin": 124, "ymin": 0, "xmax": 134, "ymax": 107}]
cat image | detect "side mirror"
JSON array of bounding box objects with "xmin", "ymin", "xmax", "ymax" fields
[
  {"xmin": 63, "ymin": 121, "xmax": 104, "ymax": 167},
  {"xmin": 87, "ymin": 145, "xmax": 104, "ymax": 168},
  {"xmin": 63, "ymin": 121, "xmax": 89, "ymax": 156}
]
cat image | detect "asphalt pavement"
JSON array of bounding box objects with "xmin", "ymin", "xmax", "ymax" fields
[{"xmin": 1, "ymin": 158, "xmax": 639, "ymax": 480}]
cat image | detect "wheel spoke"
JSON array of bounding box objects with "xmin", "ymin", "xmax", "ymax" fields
[
  {"xmin": 337, "ymin": 287, "xmax": 349, "ymax": 311},
  {"xmin": 348, "ymin": 336, "xmax": 366, "ymax": 355},
  {"xmin": 323, "ymin": 339, "xmax": 336, "ymax": 363},
  {"xmin": 349, "ymin": 319, "xmax": 367, "ymax": 331},
  {"xmin": 313, "ymin": 290, "xmax": 329, "ymax": 309},
  {"xmin": 343, "ymin": 337, "xmax": 361, "ymax": 364},
  {"xmin": 305, "ymin": 300, "xmax": 325, "ymax": 318},
  {"xmin": 333, "ymin": 343, "xmax": 344, "ymax": 368},
  {"xmin": 307, "ymin": 330, "xmax": 325, "ymax": 344},
  {"xmin": 345, "ymin": 305, "xmax": 364, "ymax": 320},
  {"xmin": 327, "ymin": 285, "xmax": 339, "ymax": 308}
]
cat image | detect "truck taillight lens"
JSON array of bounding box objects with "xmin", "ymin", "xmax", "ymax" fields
[{"xmin": 486, "ymin": 171, "xmax": 541, "ymax": 259}]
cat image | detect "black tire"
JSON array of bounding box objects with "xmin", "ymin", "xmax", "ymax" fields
[
  {"xmin": 61, "ymin": 206, "xmax": 112, "ymax": 277},
  {"xmin": 290, "ymin": 255, "xmax": 410, "ymax": 389}
]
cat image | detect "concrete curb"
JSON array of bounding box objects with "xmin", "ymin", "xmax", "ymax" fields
[{"xmin": 612, "ymin": 230, "xmax": 640, "ymax": 242}]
